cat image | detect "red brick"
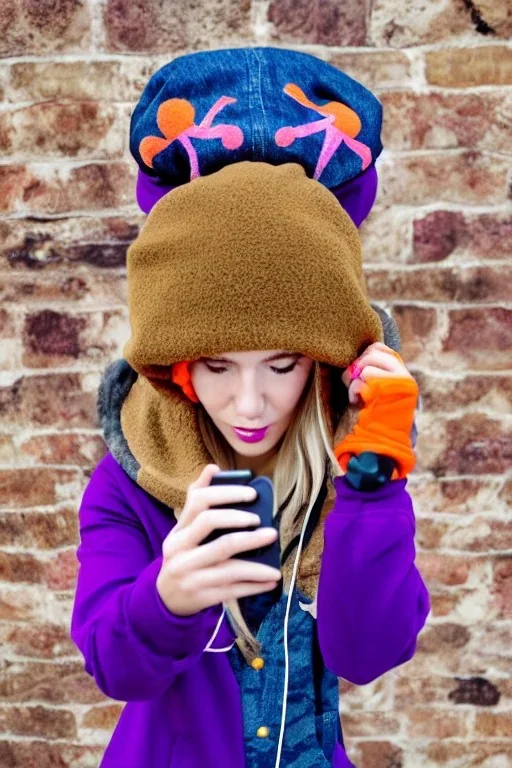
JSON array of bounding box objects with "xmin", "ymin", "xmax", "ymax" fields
[
  {"xmin": 0, "ymin": 741, "xmax": 107, "ymax": 768},
  {"xmin": 370, "ymin": 0, "xmax": 511, "ymax": 47},
  {"xmin": 414, "ymin": 372, "xmax": 512, "ymax": 414},
  {"xmin": 381, "ymin": 91, "xmax": 511, "ymax": 152},
  {"xmin": 422, "ymin": 740, "xmax": 512, "ymax": 765},
  {"xmin": 427, "ymin": 414, "xmax": 512, "ymax": 476},
  {"xmin": 268, "ymin": 0, "xmax": 367, "ymax": 46},
  {"xmin": 43, "ymin": 549, "xmax": 78, "ymax": 591},
  {"xmin": 417, "ymin": 623, "xmax": 471, "ymax": 661},
  {"xmin": 325, "ymin": 50, "xmax": 411, "ymax": 89},
  {"xmin": 0, "ymin": 271, "xmax": 127, "ymax": 307},
  {"xmin": 0, "ymin": 0, "xmax": 90, "ymax": 57},
  {"xmin": 379, "ymin": 152, "xmax": 509, "ymax": 206},
  {"xmin": 475, "ymin": 711, "xmax": 512, "ymax": 738},
  {"xmin": 104, "ymin": 0, "xmax": 251, "ymax": 52},
  {"xmin": 412, "ymin": 211, "xmax": 512, "ymax": 264},
  {"xmin": 7, "ymin": 59, "xmax": 156, "ymax": 102},
  {"xmin": 0, "ymin": 103, "xmax": 125, "ymax": 160},
  {"xmin": 0, "ymin": 507, "xmax": 80, "ymax": 553},
  {"xmin": 0, "ymin": 587, "xmax": 39, "ymax": 621},
  {"xmin": 22, "ymin": 308, "xmax": 128, "ymax": 368},
  {"xmin": 0, "ymin": 553, "xmax": 45, "ymax": 584},
  {"xmin": 0, "ymin": 704, "xmax": 76, "ymax": 739},
  {"xmin": 416, "ymin": 552, "xmax": 487, "ymax": 587},
  {"xmin": 0, "ymin": 373, "xmax": 98, "ymax": 429},
  {"xmin": 82, "ymin": 703, "xmax": 123, "ymax": 729},
  {"xmin": 0, "ymin": 215, "xmax": 140, "ymax": 271},
  {"xmin": 0, "ymin": 739, "xmax": 105, "ymax": 768},
  {"xmin": 0, "ymin": 162, "xmax": 135, "ymax": 216},
  {"xmin": 0, "ymin": 550, "xmax": 78, "ymax": 590},
  {"xmin": 342, "ymin": 712, "xmax": 400, "ymax": 737},
  {"xmin": 410, "ymin": 475, "xmax": 502, "ymax": 517},
  {"xmin": 391, "ymin": 305, "xmax": 438, "ymax": 363},
  {"xmin": 349, "ymin": 740, "xmax": 403, "ymax": 768},
  {"xmin": 0, "ymin": 468, "xmax": 81, "ymax": 508},
  {"xmin": 418, "ymin": 517, "xmax": 512, "ymax": 553},
  {"xmin": 19, "ymin": 433, "xmax": 106, "ymax": 468},
  {"xmin": 442, "ymin": 308, "xmax": 512, "ymax": 371},
  {"xmin": 492, "ymin": 557, "xmax": 512, "ymax": 619},
  {"xmin": 426, "ymin": 45, "xmax": 512, "ymax": 87},
  {"xmin": 366, "ymin": 264, "xmax": 511, "ymax": 303},
  {"xmin": 0, "ymin": 660, "xmax": 103, "ymax": 705},
  {"xmin": 395, "ymin": 674, "xmax": 468, "ymax": 708},
  {"xmin": 0, "ymin": 621, "xmax": 78, "ymax": 659},
  {"xmin": 407, "ymin": 708, "xmax": 469, "ymax": 738},
  {"xmin": 427, "ymin": 591, "xmax": 478, "ymax": 619},
  {"xmin": 23, "ymin": 310, "xmax": 86, "ymax": 361}
]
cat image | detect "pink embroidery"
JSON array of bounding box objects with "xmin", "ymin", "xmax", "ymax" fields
[
  {"xmin": 139, "ymin": 96, "xmax": 244, "ymax": 180},
  {"xmin": 275, "ymin": 84, "xmax": 372, "ymax": 180}
]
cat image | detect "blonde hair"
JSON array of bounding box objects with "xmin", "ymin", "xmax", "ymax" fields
[{"xmin": 196, "ymin": 360, "xmax": 347, "ymax": 662}]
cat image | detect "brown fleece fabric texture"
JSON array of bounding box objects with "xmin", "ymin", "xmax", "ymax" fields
[{"xmin": 121, "ymin": 160, "xmax": 384, "ymax": 596}]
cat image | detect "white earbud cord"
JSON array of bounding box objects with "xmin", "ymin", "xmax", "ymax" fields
[{"xmin": 274, "ymin": 501, "xmax": 315, "ymax": 768}]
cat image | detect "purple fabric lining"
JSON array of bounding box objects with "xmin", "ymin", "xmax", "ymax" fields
[{"xmin": 136, "ymin": 164, "xmax": 378, "ymax": 228}]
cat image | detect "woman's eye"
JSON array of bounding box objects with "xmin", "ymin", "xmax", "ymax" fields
[
  {"xmin": 204, "ymin": 363, "xmax": 297, "ymax": 375},
  {"xmin": 205, "ymin": 364, "xmax": 227, "ymax": 374},
  {"xmin": 271, "ymin": 363, "xmax": 297, "ymax": 375}
]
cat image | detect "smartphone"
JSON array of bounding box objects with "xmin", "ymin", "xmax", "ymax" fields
[{"xmin": 199, "ymin": 469, "xmax": 280, "ymax": 571}]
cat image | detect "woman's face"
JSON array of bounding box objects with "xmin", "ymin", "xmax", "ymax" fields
[{"xmin": 190, "ymin": 350, "xmax": 314, "ymax": 467}]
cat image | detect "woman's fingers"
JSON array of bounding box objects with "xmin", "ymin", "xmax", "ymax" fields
[{"xmin": 342, "ymin": 345, "xmax": 408, "ymax": 391}]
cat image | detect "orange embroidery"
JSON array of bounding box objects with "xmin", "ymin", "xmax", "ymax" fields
[
  {"xmin": 275, "ymin": 83, "xmax": 372, "ymax": 180},
  {"xmin": 139, "ymin": 96, "xmax": 244, "ymax": 180}
]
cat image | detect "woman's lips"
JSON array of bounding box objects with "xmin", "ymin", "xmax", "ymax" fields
[{"xmin": 232, "ymin": 425, "xmax": 270, "ymax": 443}]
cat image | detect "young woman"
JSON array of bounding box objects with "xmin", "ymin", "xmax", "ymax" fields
[{"xmin": 70, "ymin": 49, "xmax": 430, "ymax": 768}]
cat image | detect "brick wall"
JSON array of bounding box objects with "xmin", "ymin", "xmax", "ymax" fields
[{"xmin": 0, "ymin": 1, "xmax": 510, "ymax": 766}]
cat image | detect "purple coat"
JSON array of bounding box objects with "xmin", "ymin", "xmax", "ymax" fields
[{"xmin": 70, "ymin": 451, "xmax": 430, "ymax": 767}]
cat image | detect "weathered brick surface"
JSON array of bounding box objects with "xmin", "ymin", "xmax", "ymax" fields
[
  {"xmin": 0, "ymin": 215, "xmax": 141, "ymax": 271},
  {"xmin": 379, "ymin": 151, "xmax": 509, "ymax": 206},
  {"xmin": 0, "ymin": 102, "xmax": 127, "ymax": 160},
  {"xmin": 0, "ymin": 0, "xmax": 91, "ymax": 57},
  {"xmin": 103, "ymin": 0, "xmax": 252, "ymax": 52},
  {"xmin": 370, "ymin": 0, "xmax": 512, "ymax": 47},
  {"xmin": 268, "ymin": 0, "xmax": 367, "ymax": 46},
  {"xmin": 325, "ymin": 50, "xmax": 412, "ymax": 89},
  {"xmin": 0, "ymin": 162, "xmax": 135, "ymax": 215},
  {"xmin": 380, "ymin": 91, "xmax": 512, "ymax": 152},
  {"xmin": 1, "ymin": 0, "xmax": 511, "ymax": 764},
  {"xmin": 425, "ymin": 45, "xmax": 512, "ymax": 87}
]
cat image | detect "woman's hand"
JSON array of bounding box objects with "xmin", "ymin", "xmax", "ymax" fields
[
  {"xmin": 336, "ymin": 342, "xmax": 418, "ymax": 480},
  {"xmin": 156, "ymin": 464, "xmax": 281, "ymax": 617},
  {"xmin": 341, "ymin": 342, "xmax": 415, "ymax": 406}
]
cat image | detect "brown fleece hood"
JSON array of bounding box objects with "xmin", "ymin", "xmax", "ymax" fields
[{"xmin": 101, "ymin": 161, "xmax": 404, "ymax": 596}]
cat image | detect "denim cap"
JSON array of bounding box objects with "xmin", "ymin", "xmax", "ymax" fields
[{"xmin": 130, "ymin": 46, "xmax": 383, "ymax": 227}]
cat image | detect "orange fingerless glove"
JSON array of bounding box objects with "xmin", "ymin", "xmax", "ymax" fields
[{"xmin": 334, "ymin": 375, "xmax": 418, "ymax": 480}]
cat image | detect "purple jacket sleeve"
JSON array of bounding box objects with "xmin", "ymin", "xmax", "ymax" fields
[
  {"xmin": 70, "ymin": 458, "xmax": 224, "ymax": 702},
  {"xmin": 317, "ymin": 475, "xmax": 430, "ymax": 685}
]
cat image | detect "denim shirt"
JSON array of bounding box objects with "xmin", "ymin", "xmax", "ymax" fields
[
  {"xmin": 230, "ymin": 476, "xmax": 346, "ymax": 767},
  {"xmin": 228, "ymin": 584, "xmax": 344, "ymax": 767}
]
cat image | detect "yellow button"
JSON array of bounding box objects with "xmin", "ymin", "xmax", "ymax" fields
[
  {"xmin": 256, "ymin": 726, "xmax": 269, "ymax": 738},
  {"xmin": 251, "ymin": 657, "xmax": 265, "ymax": 670}
]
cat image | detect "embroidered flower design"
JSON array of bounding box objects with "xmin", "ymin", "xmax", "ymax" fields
[
  {"xmin": 139, "ymin": 96, "xmax": 244, "ymax": 180},
  {"xmin": 275, "ymin": 83, "xmax": 372, "ymax": 180}
]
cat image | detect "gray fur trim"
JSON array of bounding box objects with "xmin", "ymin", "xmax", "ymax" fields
[
  {"xmin": 371, "ymin": 303, "xmax": 419, "ymax": 448},
  {"xmin": 370, "ymin": 303, "xmax": 401, "ymax": 352},
  {"xmin": 97, "ymin": 359, "xmax": 140, "ymax": 481}
]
